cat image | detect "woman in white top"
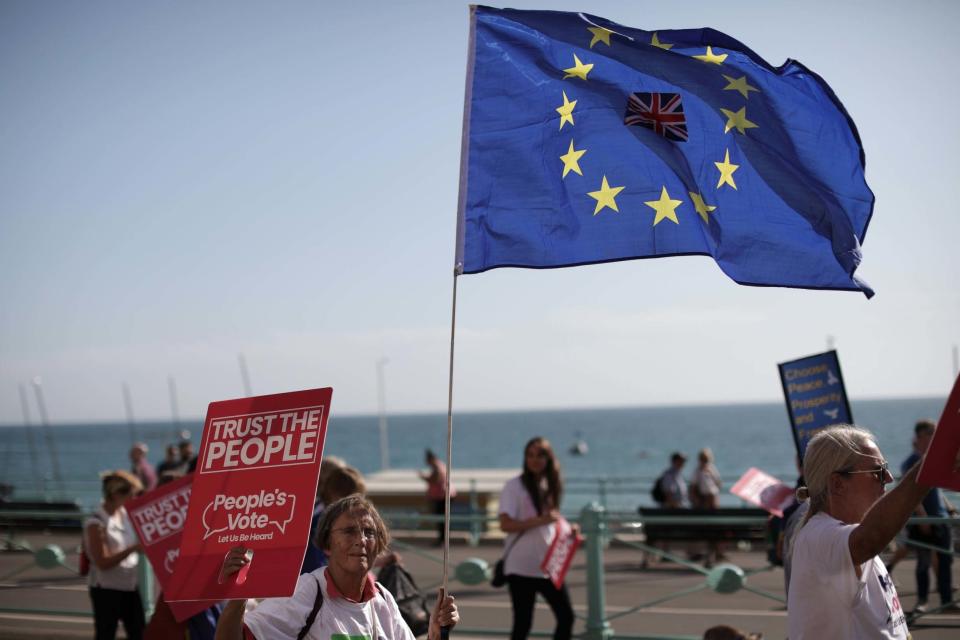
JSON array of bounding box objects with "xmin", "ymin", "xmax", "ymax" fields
[
  {"xmin": 84, "ymin": 469, "xmax": 144, "ymax": 640},
  {"xmin": 787, "ymin": 424, "xmax": 957, "ymax": 639},
  {"xmin": 214, "ymin": 494, "xmax": 459, "ymax": 640},
  {"xmin": 690, "ymin": 448, "xmax": 721, "ymax": 509},
  {"xmin": 499, "ymin": 436, "xmax": 574, "ymax": 640}
]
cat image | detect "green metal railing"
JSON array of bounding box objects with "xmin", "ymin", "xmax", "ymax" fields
[{"xmin": 2, "ymin": 507, "xmax": 958, "ymax": 638}]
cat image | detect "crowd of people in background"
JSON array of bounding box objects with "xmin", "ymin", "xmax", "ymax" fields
[{"xmin": 79, "ymin": 415, "xmax": 959, "ymax": 640}]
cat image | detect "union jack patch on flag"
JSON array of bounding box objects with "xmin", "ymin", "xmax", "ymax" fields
[{"xmin": 624, "ymin": 92, "xmax": 688, "ymax": 142}]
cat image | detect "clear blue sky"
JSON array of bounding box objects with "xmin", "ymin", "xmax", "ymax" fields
[{"xmin": 2, "ymin": 0, "xmax": 958, "ymax": 424}]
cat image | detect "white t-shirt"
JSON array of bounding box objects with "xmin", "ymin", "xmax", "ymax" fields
[
  {"xmin": 499, "ymin": 476, "xmax": 555, "ymax": 578},
  {"xmin": 84, "ymin": 506, "xmax": 139, "ymax": 591},
  {"xmin": 693, "ymin": 464, "xmax": 721, "ymax": 497},
  {"xmin": 787, "ymin": 512, "xmax": 908, "ymax": 639},
  {"xmin": 245, "ymin": 570, "xmax": 414, "ymax": 640}
]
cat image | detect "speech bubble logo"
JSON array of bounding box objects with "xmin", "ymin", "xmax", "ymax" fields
[
  {"xmin": 202, "ymin": 501, "xmax": 230, "ymax": 540},
  {"xmin": 270, "ymin": 493, "xmax": 296, "ymax": 535},
  {"xmin": 201, "ymin": 489, "xmax": 297, "ymax": 540},
  {"xmin": 163, "ymin": 547, "xmax": 179, "ymax": 575}
]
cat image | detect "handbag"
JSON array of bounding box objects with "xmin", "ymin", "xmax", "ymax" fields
[{"xmin": 491, "ymin": 529, "xmax": 527, "ymax": 588}]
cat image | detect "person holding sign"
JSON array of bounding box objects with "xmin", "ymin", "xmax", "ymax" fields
[
  {"xmin": 498, "ymin": 437, "xmax": 574, "ymax": 640},
  {"xmin": 213, "ymin": 494, "xmax": 459, "ymax": 640},
  {"xmin": 84, "ymin": 470, "xmax": 145, "ymax": 640},
  {"xmin": 787, "ymin": 424, "xmax": 960, "ymax": 638}
]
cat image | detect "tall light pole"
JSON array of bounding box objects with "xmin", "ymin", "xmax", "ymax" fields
[
  {"xmin": 122, "ymin": 382, "xmax": 137, "ymax": 444},
  {"xmin": 377, "ymin": 357, "xmax": 390, "ymax": 470},
  {"xmin": 18, "ymin": 383, "xmax": 42, "ymax": 492},
  {"xmin": 168, "ymin": 375, "xmax": 181, "ymax": 439},
  {"xmin": 238, "ymin": 353, "xmax": 252, "ymax": 397}
]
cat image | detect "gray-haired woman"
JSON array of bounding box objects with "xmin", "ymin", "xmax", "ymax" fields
[
  {"xmin": 786, "ymin": 424, "xmax": 958, "ymax": 639},
  {"xmin": 214, "ymin": 494, "xmax": 458, "ymax": 640}
]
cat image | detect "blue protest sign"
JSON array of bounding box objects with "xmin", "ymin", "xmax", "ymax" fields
[{"xmin": 778, "ymin": 350, "xmax": 853, "ymax": 460}]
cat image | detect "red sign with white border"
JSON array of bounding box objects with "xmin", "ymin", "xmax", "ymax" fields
[
  {"xmin": 540, "ymin": 517, "xmax": 581, "ymax": 589},
  {"xmin": 165, "ymin": 387, "xmax": 331, "ymax": 602},
  {"xmin": 125, "ymin": 475, "xmax": 213, "ymax": 621},
  {"xmin": 918, "ymin": 373, "xmax": 960, "ymax": 491},
  {"xmin": 729, "ymin": 467, "xmax": 795, "ymax": 518}
]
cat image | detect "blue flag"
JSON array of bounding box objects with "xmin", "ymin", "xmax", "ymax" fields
[{"xmin": 455, "ymin": 7, "xmax": 874, "ymax": 297}]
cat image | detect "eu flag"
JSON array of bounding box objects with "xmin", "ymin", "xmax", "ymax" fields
[{"xmin": 454, "ymin": 7, "xmax": 875, "ymax": 297}]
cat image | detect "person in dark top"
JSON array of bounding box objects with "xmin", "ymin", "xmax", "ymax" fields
[
  {"xmin": 155, "ymin": 445, "xmax": 180, "ymax": 480},
  {"xmin": 901, "ymin": 419, "xmax": 958, "ymax": 613}
]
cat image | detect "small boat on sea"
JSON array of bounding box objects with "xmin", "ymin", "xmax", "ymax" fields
[{"xmin": 569, "ymin": 433, "xmax": 588, "ymax": 456}]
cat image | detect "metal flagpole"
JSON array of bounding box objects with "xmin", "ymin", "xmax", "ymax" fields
[{"xmin": 441, "ymin": 270, "xmax": 459, "ymax": 595}]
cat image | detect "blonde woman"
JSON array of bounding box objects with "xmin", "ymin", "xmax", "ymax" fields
[
  {"xmin": 787, "ymin": 424, "xmax": 959, "ymax": 638},
  {"xmin": 84, "ymin": 470, "xmax": 144, "ymax": 639}
]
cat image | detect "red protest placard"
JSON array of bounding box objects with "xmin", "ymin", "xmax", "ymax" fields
[
  {"xmin": 125, "ymin": 475, "xmax": 213, "ymax": 621},
  {"xmin": 730, "ymin": 468, "xmax": 795, "ymax": 518},
  {"xmin": 165, "ymin": 387, "xmax": 332, "ymax": 602},
  {"xmin": 918, "ymin": 373, "xmax": 960, "ymax": 491},
  {"xmin": 540, "ymin": 517, "xmax": 581, "ymax": 589}
]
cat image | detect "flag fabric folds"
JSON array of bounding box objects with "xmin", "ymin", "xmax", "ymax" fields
[{"xmin": 454, "ymin": 6, "xmax": 875, "ymax": 297}]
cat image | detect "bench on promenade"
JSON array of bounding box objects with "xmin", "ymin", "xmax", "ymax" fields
[{"xmin": 636, "ymin": 506, "xmax": 770, "ymax": 546}]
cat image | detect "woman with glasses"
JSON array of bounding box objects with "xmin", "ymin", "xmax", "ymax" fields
[
  {"xmin": 787, "ymin": 424, "xmax": 956, "ymax": 639},
  {"xmin": 498, "ymin": 437, "xmax": 574, "ymax": 640},
  {"xmin": 214, "ymin": 494, "xmax": 458, "ymax": 640}
]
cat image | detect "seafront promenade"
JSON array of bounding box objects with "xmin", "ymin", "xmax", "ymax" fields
[{"xmin": 2, "ymin": 528, "xmax": 958, "ymax": 639}]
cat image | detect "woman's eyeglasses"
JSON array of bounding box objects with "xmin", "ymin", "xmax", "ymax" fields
[
  {"xmin": 333, "ymin": 526, "xmax": 378, "ymax": 541},
  {"xmin": 839, "ymin": 461, "xmax": 890, "ymax": 484}
]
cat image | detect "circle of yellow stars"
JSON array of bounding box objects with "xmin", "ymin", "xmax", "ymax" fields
[{"xmin": 552, "ymin": 25, "xmax": 761, "ymax": 227}]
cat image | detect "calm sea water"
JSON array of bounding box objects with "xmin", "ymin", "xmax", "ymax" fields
[{"xmin": 0, "ymin": 397, "xmax": 947, "ymax": 512}]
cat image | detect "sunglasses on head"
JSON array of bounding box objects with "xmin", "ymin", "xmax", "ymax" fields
[{"xmin": 838, "ymin": 460, "xmax": 890, "ymax": 484}]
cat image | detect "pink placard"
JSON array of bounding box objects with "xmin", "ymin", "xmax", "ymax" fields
[
  {"xmin": 540, "ymin": 517, "xmax": 581, "ymax": 589},
  {"xmin": 729, "ymin": 467, "xmax": 795, "ymax": 517}
]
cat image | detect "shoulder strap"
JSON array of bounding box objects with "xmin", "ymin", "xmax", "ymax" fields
[
  {"xmin": 297, "ymin": 575, "xmax": 324, "ymax": 640},
  {"xmin": 502, "ymin": 525, "xmax": 532, "ymax": 562}
]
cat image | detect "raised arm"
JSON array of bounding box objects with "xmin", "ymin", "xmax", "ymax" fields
[{"xmin": 849, "ymin": 461, "xmax": 930, "ymax": 565}]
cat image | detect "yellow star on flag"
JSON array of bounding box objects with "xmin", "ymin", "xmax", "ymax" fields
[
  {"xmin": 714, "ymin": 149, "xmax": 740, "ymax": 189},
  {"xmin": 587, "ymin": 176, "xmax": 624, "ymax": 215},
  {"xmin": 587, "ymin": 26, "xmax": 612, "ymax": 48},
  {"xmin": 650, "ymin": 32, "xmax": 673, "ymax": 50},
  {"xmin": 644, "ymin": 186, "xmax": 683, "ymax": 226},
  {"xmin": 694, "ymin": 46, "xmax": 728, "ymax": 65},
  {"xmin": 563, "ymin": 54, "xmax": 594, "ymax": 81},
  {"xmin": 559, "ymin": 140, "xmax": 587, "ymax": 178},
  {"xmin": 720, "ymin": 106, "xmax": 758, "ymax": 135},
  {"xmin": 689, "ymin": 192, "xmax": 718, "ymax": 223},
  {"xmin": 722, "ymin": 74, "xmax": 759, "ymax": 99},
  {"xmin": 556, "ymin": 91, "xmax": 577, "ymax": 130}
]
